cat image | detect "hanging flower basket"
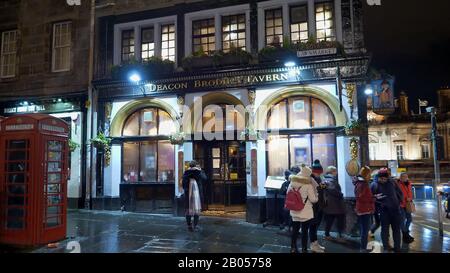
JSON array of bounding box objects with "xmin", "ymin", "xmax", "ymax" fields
[
  {"xmin": 344, "ymin": 119, "xmax": 364, "ymax": 136},
  {"xmin": 90, "ymin": 132, "xmax": 112, "ymax": 166},
  {"xmin": 169, "ymin": 131, "xmax": 186, "ymax": 145},
  {"xmin": 68, "ymin": 139, "xmax": 80, "ymax": 153}
]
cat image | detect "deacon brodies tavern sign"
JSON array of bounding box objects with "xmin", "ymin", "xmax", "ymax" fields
[{"xmin": 94, "ymin": 56, "xmax": 370, "ymax": 99}]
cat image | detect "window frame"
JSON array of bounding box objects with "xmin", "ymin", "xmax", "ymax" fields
[
  {"xmin": 121, "ymin": 108, "xmax": 176, "ymax": 184},
  {"xmin": 161, "ymin": 24, "xmax": 176, "ymax": 61},
  {"xmin": 264, "ymin": 8, "xmax": 284, "ymax": 47},
  {"xmin": 52, "ymin": 21, "xmax": 72, "ymax": 73},
  {"xmin": 1, "ymin": 29, "xmax": 18, "ymax": 78},
  {"xmin": 192, "ymin": 18, "xmax": 216, "ymax": 55},
  {"xmin": 221, "ymin": 14, "xmax": 247, "ymax": 52},
  {"xmin": 120, "ymin": 29, "xmax": 135, "ymax": 63},
  {"xmin": 421, "ymin": 144, "xmax": 430, "ymax": 159},
  {"xmin": 315, "ymin": 1, "xmax": 336, "ymax": 42},
  {"xmin": 141, "ymin": 27, "xmax": 155, "ymax": 61},
  {"xmin": 396, "ymin": 144, "xmax": 405, "ymax": 161},
  {"xmin": 266, "ymin": 96, "xmax": 338, "ymax": 176},
  {"xmin": 289, "ymin": 4, "xmax": 309, "ymax": 44}
]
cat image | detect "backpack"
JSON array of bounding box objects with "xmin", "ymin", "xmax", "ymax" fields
[{"xmin": 285, "ymin": 187, "xmax": 308, "ymax": 211}]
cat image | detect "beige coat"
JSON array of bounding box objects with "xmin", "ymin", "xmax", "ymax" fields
[{"xmin": 288, "ymin": 174, "xmax": 319, "ymax": 222}]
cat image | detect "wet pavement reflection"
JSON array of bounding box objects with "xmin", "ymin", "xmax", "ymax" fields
[{"xmin": 1, "ymin": 201, "xmax": 448, "ymax": 253}]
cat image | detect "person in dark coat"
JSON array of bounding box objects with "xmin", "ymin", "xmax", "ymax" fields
[
  {"xmin": 309, "ymin": 159, "xmax": 326, "ymax": 252},
  {"xmin": 323, "ymin": 166, "xmax": 346, "ymax": 241},
  {"xmin": 182, "ymin": 160, "xmax": 207, "ymax": 232},
  {"xmin": 371, "ymin": 168, "xmax": 404, "ymax": 252},
  {"xmin": 280, "ymin": 169, "xmax": 292, "ymax": 231}
]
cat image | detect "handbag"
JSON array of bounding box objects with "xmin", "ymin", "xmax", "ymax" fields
[{"xmin": 405, "ymin": 200, "xmax": 416, "ymax": 213}]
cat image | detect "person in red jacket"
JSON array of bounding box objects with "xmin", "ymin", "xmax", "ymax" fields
[
  {"xmin": 353, "ymin": 166, "xmax": 375, "ymax": 252},
  {"xmin": 397, "ymin": 172, "xmax": 414, "ymax": 243}
]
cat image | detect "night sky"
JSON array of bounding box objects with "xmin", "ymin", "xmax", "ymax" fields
[{"xmin": 363, "ymin": 0, "xmax": 450, "ymax": 112}]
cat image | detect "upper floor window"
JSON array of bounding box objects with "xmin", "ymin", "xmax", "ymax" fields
[
  {"xmin": 421, "ymin": 144, "xmax": 430, "ymax": 159},
  {"xmin": 1, "ymin": 30, "xmax": 17, "ymax": 78},
  {"xmin": 52, "ymin": 22, "xmax": 72, "ymax": 72},
  {"xmin": 121, "ymin": 29, "xmax": 135, "ymax": 63},
  {"xmin": 161, "ymin": 24, "xmax": 176, "ymax": 61},
  {"xmin": 315, "ymin": 2, "xmax": 335, "ymax": 42},
  {"xmin": 290, "ymin": 5, "xmax": 308, "ymax": 44},
  {"xmin": 265, "ymin": 8, "xmax": 283, "ymax": 46},
  {"xmin": 192, "ymin": 18, "xmax": 215, "ymax": 55},
  {"xmin": 141, "ymin": 27, "xmax": 155, "ymax": 61},
  {"xmin": 222, "ymin": 14, "xmax": 246, "ymax": 52},
  {"xmin": 396, "ymin": 144, "xmax": 404, "ymax": 160}
]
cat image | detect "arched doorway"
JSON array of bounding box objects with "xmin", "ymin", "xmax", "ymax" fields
[{"xmin": 190, "ymin": 93, "xmax": 247, "ymax": 213}]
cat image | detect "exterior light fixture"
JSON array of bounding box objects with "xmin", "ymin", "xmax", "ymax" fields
[
  {"xmin": 22, "ymin": 101, "xmax": 29, "ymax": 106},
  {"xmin": 57, "ymin": 98, "xmax": 63, "ymax": 102},
  {"xmin": 364, "ymin": 85, "xmax": 373, "ymax": 95},
  {"xmin": 284, "ymin": 61, "xmax": 296, "ymax": 68},
  {"xmin": 129, "ymin": 72, "xmax": 141, "ymax": 83}
]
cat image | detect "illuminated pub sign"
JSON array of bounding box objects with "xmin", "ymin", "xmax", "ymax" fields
[{"xmin": 3, "ymin": 101, "xmax": 80, "ymax": 115}]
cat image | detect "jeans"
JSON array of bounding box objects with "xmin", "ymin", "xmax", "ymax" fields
[
  {"xmin": 380, "ymin": 208, "xmax": 402, "ymax": 250},
  {"xmin": 324, "ymin": 214, "xmax": 346, "ymax": 237},
  {"xmin": 292, "ymin": 219, "xmax": 314, "ymax": 251},
  {"xmin": 370, "ymin": 212, "xmax": 381, "ymax": 234},
  {"xmin": 186, "ymin": 215, "xmax": 199, "ymax": 227},
  {"xmin": 399, "ymin": 207, "xmax": 413, "ymax": 233},
  {"xmin": 358, "ymin": 214, "xmax": 372, "ymax": 250},
  {"xmin": 309, "ymin": 209, "xmax": 323, "ymax": 243}
]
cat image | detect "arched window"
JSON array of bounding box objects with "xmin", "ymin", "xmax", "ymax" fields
[
  {"xmin": 266, "ymin": 96, "xmax": 337, "ymax": 176},
  {"xmin": 121, "ymin": 108, "xmax": 176, "ymax": 183}
]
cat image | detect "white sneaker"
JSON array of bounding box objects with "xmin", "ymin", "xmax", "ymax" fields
[
  {"xmin": 314, "ymin": 241, "xmax": 325, "ymax": 250},
  {"xmin": 310, "ymin": 241, "xmax": 325, "ymax": 253}
]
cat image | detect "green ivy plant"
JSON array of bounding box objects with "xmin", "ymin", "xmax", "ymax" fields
[
  {"xmin": 68, "ymin": 139, "xmax": 80, "ymax": 153},
  {"xmin": 90, "ymin": 132, "xmax": 112, "ymax": 166}
]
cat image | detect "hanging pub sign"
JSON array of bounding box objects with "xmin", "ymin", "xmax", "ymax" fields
[{"xmin": 371, "ymin": 78, "xmax": 395, "ymax": 115}]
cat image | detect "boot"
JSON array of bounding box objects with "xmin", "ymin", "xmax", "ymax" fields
[
  {"xmin": 310, "ymin": 241, "xmax": 325, "ymax": 253},
  {"xmin": 406, "ymin": 232, "xmax": 414, "ymax": 242},
  {"xmin": 290, "ymin": 241, "xmax": 299, "ymax": 253},
  {"xmin": 402, "ymin": 232, "xmax": 413, "ymax": 244}
]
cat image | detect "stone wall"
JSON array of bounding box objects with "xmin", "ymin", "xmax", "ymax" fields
[{"xmin": 0, "ymin": 0, "xmax": 90, "ymax": 98}]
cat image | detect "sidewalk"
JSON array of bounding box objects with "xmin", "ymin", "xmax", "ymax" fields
[{"xmin": 12, "ymin": 209, "xmax": 444, "ymax": 253}]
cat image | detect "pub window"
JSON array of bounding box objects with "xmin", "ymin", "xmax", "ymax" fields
[
  {"xmin": 267, "ymin": 96, "xmax": 337, "ymax": 176},
  {"xmin": 121, "ymin": 29, "xmax": 135, "ymax": 63},
  {"xmin": 315, "ymin": 2, "xmax": 335, "ymax": 42},
  {"xmin": 265, "ymin": 8, "xmax": 283, "ymax": 46},
  {"xmin": 290, "ymin": 5, "xmax": 308, "ymax": 44},
  {"xmin": 1, "ymin": 30, "xmax": 17, "ymax": 78},
  {"xmin": 222, "ymin": 14, "xmax": 246, "ymax": 52},
  {"xmin": 141, "ymin": 27, "xmax": 155, "ymax": 61},
  {"xmin": 122, "ymin": 108, "xmax": 176, "ymax": 183},
  {"xmin": 192, "ymin": 18, "xmax": 215, "ymax": 55},
  {"xmin": 161, "ymin": 24, "xmax": 176, "ymax": 61},
  {"xmin": 52, "ymin": 22, "xmax": 72, "ymax": 72}
]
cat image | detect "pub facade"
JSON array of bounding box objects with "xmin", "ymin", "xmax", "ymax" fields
[{"xmin": 92, "ymin": 0, "xmax": 370, "ymax": 223}]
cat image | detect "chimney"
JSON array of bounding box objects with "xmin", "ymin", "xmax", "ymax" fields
[{"xmin": 399, "ymin": 91, "xmax": 409, "ymax": 116}]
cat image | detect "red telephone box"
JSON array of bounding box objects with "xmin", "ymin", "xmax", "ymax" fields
[{"xmin": 0, "ymin": 114, "xmax": 69, "ymax": 246}]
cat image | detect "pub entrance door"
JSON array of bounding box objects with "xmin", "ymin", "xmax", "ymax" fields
[{"xmin": 193, "ymin": 140, "xmax": 246, "ymax": 213}]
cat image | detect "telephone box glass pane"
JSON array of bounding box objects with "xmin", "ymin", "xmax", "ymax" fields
[
  {"xmin": 48, "ymin": 162, "xmax": 62, "ymax": 172},
  {"xmin": 7, "ymin": 173, "xmax": 25, "ymax": 183},
  {"xmin": 7, "ymin": 150, "xmax": 26, "ymax": 161},
  {"xmin": 48, "ymin": 141, "xmax": 63, "ymax": 151},
  {"xmin": 8, "ymin": 185, "xmax": 26, "ymax": 194},
  {"xmin": 48, "ymin": 173, "xmax": 61, "ymax": 184},
  {"xmin": 8, "ymin": 140, "xmax": 27, "ymax": 149},
  {"xmin": 48, "ymin": 151, "xmax": 62, "ymax": 161},
  {"xmin": 47, "ymin": 184, "xmax": 61, "ymax": 193},
  {"xmin": 47, "ymin": 195, "xmax": 62, "ymax": 206},
  {"xmin": 47, "ymin": 206, "xmax": 61, "ymax": 216},
  {"xmin": 8, "ymin": 208, "xmax": 24, "ymax": 217},
  {"xmin": 8, "ymin": 196, "xmax": 25, "ymax": 206},
  {"xmin": 7, "ymin": 218, "xmax": 24, "ymax": 229},
  {"xmin": 46, "ymin": 217, "xmax": 61, "ymax": 228},
  {"xmin": 7, "ymin": 162, "xmax": 26, "ymax": 172}
]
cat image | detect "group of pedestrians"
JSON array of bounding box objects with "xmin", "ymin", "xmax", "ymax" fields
[
  {"xmin": 284, "ymin": 160, "xmax": 416, "ymax": 253},
  {"xmin": 285, "ymin": 160, "xmax": 347, "ymax": 253},
  {"xmin": 354, "ymin": 167, "xmax": 415, "ymax": 253}
]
